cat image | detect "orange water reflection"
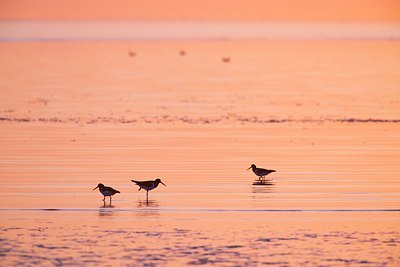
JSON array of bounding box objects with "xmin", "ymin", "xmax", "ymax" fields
[{"xmin": 0, "ymin": 40, "xmax": 399, "ymax": 265}]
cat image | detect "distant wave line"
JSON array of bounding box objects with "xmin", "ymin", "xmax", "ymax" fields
[
  {"xmin": 1, "ymin": 21, "xmax": 400, "ymax": 41},
  {"xmin": 0, "ymin": 208, "xmax": 399, "ymax": 213},
  {"xmin": 0, "ymin": 115, "xmax": 400, "ymax": 125}
]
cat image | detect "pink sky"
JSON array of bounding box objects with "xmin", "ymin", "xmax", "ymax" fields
[{"xmin": 1, "ymin": 0, "xmax": 400, "ymax": 21}]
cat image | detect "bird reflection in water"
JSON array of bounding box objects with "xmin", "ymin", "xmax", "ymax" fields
[
  {"xmin": 136, "ymin": 199, "xmax": 160, "ymax": 217},
  {"xmin": 252, "ymin": 180, "xmax": 274, "ymax": 194},
  {"xmin": 98, "ymin": 206, "xmax": 115, "ymax": 218},
  {"xmin": 100, "ymin": 200, "xmax": 115, "ymax": 208},
  {"xmin": 137, "ymin": 199, "xmax": 159, "ymax": 208}
]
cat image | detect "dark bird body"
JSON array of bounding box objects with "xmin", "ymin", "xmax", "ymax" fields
[
  {"xmin": 247, "ymin": 164, "xmax": 276, "ymax": 180},
  {"xmin": 131, "ymin": 178, "xmax": 166, "ymax": 199},
  {"xmin": 93, "ymin": 183, "xmax": 120, "ymax": 202}
]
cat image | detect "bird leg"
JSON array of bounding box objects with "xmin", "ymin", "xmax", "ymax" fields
[{"xmin": 103, "ymin": 196, "xmax": 105, "ymax": 201}]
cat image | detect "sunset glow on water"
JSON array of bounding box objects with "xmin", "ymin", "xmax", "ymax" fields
[{"xmin": 1, "ymin": 1, "xmax": 400, "ymax": 266}]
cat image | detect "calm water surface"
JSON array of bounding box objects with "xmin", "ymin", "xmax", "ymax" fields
[{"xmin": 0, "ymin": 34, "xmax": 399, "ymax": 265}]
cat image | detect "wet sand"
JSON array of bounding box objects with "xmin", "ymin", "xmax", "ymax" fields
[{"xmin": 0, "ymin": 40, "xmax": 400, "ymax": 265}]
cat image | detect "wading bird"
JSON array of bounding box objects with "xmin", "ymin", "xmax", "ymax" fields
[
  {"xmin": 247, "ymin": 164, "xmax": 276, "ymax": 180},
  {"xmin": 131, "ymin": 178, "xmax": 166, "ymax": 199},
  {"xmin": 93, "ymin": 183, "xmax": 120, "ymax": 202}
]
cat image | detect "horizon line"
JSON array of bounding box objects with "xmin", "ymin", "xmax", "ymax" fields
[{"xmin": 1, "ymin": 21, "xmax": 400, "ymax": 41}]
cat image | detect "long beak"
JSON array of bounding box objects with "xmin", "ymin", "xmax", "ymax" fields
[
  {"xmin": 93, "ymin": 186, "xmax": 99, "ymax": 191},
  {"xmin": 161, "ymin": 181, "xmax": 166, "ymax": 186},
  {"xmin": 246, "ymin": 166, "xmax": 251, "ymax": 170}
]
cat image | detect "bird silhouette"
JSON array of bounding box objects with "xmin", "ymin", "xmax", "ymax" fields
[
  {"xmin": 93, "ymin": 183, "xmax": 120, "ymax": 202},
  {"xmin": 131, "ymin": 178, "xmax": 166, "ymax": 200},
  {"xmin": 247, "ymin": 164, "xmax": 276, "ymax": 180}
]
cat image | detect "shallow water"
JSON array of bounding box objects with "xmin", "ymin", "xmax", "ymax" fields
[
  {"xmin": 0, "ymin": 38, "xmax": 400, "ymax": 266},
  {"xmin": 2, "ymin": 210, "xmax": 400, "ymax": 266},
  {"xmin": 1, "ymin": 122, "xmax": 399, "ymax": 266}
]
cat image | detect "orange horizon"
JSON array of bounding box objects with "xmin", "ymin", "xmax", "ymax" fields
[{"xmin": 0, "ymin": 0, "xmax": 400, "ymax": 22}]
